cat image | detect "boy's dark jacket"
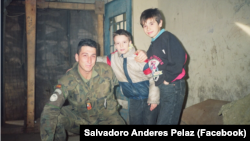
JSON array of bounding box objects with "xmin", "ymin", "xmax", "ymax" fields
[{"xmin": 147, "ymin": 30, "xmax": 187, "ymax": 86}]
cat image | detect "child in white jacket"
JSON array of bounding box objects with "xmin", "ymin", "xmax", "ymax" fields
[{"xmin": 97, "ymin": 29, "xmax": 159, "ymax": 125}]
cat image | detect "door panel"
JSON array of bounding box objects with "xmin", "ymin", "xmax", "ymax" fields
[{"xmin": 104, "ymin": 0, "xmax": 132, "ymax": 55}]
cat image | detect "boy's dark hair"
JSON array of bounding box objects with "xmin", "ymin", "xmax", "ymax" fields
[
  {"xmin": 113, "ymin": 29, "xmax": 132, "ymax": 42},
  {"xmin": 77, "ymin": 39, "xmax": 98, "ymax": 54},
  {"xmin": 140, "ymin": 8, "xmax": 163, "ymax": 27}
]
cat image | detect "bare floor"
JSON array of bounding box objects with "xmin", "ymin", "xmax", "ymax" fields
[
  {"xmin": 1, "ymin": 134, "xmax": 80, "ymax": 141},
  {"xmin": 1, "ymin": 120, "xmax": 80, "ymax": 141},
  {"xmin": 1, "ymin": 99, "xmax": 228, "ymax": 141}
]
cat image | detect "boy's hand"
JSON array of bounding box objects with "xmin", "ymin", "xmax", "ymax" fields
[
  {"xmin": 134, "ymin": 50, "xmax": 148, "ymax": 63},
  {"xmin": 148, "ymin": 103, "xmax": 158, "ymax": 111},
  {"xmin": 163, "ymin": 81, "xmax": 169, "ymax": 85}
]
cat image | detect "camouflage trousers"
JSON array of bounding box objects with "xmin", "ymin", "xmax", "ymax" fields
[
  {"xmin": 54, "ymin": 105, "xmax": 125, "ymax": 141},
  {"xmin": 54, "ymin": 106, "xmax": 81, "ymax": 141}
]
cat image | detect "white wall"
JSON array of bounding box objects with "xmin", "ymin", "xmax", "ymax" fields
[
  {"xmin": 132, "ymin": 0, "xmax": 158, "ymax": 50},
  {"xmin": 133, "ymin": 0, "xmax": 250, "ymax": 108}
]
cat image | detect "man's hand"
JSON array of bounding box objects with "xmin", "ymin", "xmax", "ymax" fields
[
  {"xmin": 134, "ymin": 50, "xmax": 148, "ymax": 63},
  {"xmin": 148, "ymin": 103, "xmax": 158, "ymax": 111}
]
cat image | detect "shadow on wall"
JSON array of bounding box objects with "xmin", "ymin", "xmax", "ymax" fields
[{"xmin": 179, "ymin": 41, "xmax": 190, "ymax": 124}]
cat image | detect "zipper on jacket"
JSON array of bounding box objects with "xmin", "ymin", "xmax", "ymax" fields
[{"xmin": 122, "ymin": 56, "xmax": 138, "ymax": 98}]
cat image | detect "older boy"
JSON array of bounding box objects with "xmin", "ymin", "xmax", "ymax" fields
[
  {"xmin": 97, "ymin": 29, "xmax": 159, "ymax": 125},
  {"xmin": 137, "ymin": 8, "xmax": 187, "ymax": 125}
]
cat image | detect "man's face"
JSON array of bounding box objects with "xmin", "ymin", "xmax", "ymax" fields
[
  {"xmin": 142, "ymin": 18, "xmax": 162, "ymax": 38},
  {"xmin": 75, "ymin": 46, "xmax": 96, "ymax": 74},
  {"xmin": 114, "ymin": 35, "xmax": 131, "ymax": 54}
]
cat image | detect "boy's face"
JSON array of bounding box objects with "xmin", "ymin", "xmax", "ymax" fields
[
  {"xmin": 142, "ymin": 18, "xmax": 162, "ymax": 38},
  {"xmin": 114, "ymin": 35, "xmax": 131, "ymax": 54}
]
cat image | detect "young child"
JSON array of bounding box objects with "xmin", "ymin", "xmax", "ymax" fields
[
  {"xmin": 138, "ymin": 8, "xmax": 187, "ymax": 125},
  {"xmin": 97, "ymin": 29, "xmax": 159, "ymax": 125}
]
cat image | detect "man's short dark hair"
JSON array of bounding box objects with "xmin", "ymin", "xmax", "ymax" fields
[
  {"xmin": 140, "ymin": 8, "xmax": 163, "ymax": 27},
  {"xmin": 113, "ymin": 29, "xmax": 132, "ymax": 43},
  {"xmin": 77, "ymin": 39, "xmax": 98, "ymax": 54}
]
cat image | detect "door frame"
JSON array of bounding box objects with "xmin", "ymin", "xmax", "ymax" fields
[{"xmin": 4, "ymin": 0, "xmax": 104, "ymax": 133}]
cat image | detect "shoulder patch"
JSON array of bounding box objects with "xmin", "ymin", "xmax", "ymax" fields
[
  {"xmin": 54, "ymin": 89, "xmax": 62, "ymax": 95},
  {"xmin": 56, "ymin": 84, "xmax": 62, "ymax": 88},
  {"xmin": 50, "ymin": 94, "xmax": 58, "ymax": 101}
]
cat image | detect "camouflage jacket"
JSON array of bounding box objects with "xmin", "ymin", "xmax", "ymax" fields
[{"xmin": 40, "ymin": 62, "xmax": 123, "ymax": 140}]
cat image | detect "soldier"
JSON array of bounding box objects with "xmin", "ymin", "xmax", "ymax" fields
[{"xmin": 40, "ymin": 39, "xmax": 125, "ymax": 141}]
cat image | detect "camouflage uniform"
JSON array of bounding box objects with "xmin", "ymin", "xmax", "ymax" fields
[{"xmin": 40, "ymin": 62, "xmax": 125, "ymax": 141}]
